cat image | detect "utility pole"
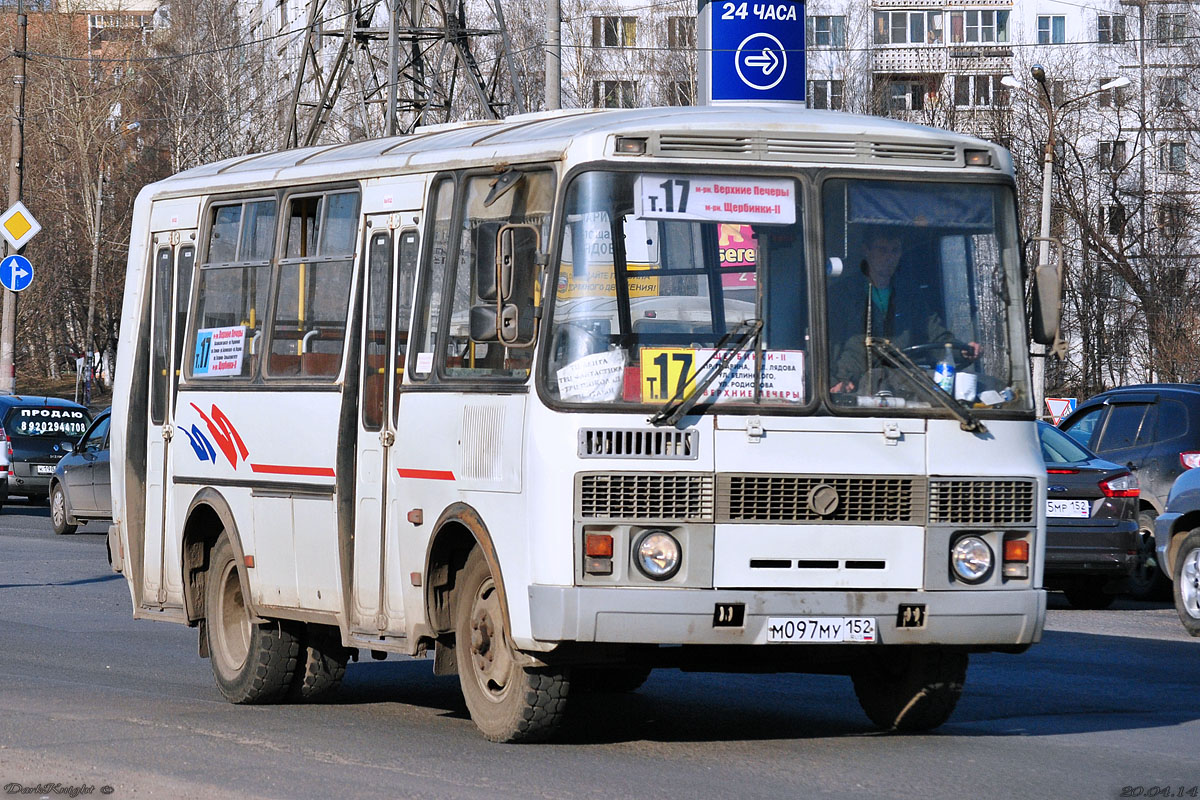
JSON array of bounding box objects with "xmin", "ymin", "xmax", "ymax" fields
[
  {"xmin": 545, "ymin": 0, "xmax": 560, "ymax": 110},
  {"xmin": 83, "ymin": 171, "xmax": 103, "ymax": 405},
  {"xmin": 1, "ymin": 0, "xmax": 27, "ymax": 394},
  {"xmin": 386, "ymin": 0, "xmax": 400, "ymax": 136}
]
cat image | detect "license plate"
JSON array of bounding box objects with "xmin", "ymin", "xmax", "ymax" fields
[
  {"xmin": 1046, "ymin": 499, "xmax": 1090, "ymax": 518},
  {"xmin": 36, "ymin": 465, "xmax": 55, "ymax": 475},
  {"xmin": 766, "ymin": 617, "xmax": 876, "ymax": 643}
]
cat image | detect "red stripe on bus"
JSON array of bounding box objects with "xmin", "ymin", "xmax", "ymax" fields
[
  {"xmin": 249, "ymin": 464, "xmax": 337, "ymax": 477},
  {"xmin": 396, "ymin": 468, "xmax": 456, "ymax": 481}
]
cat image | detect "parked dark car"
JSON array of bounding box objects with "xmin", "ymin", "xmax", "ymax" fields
[
  {"xmin": 49, "ymin": 409, "xmax": 111, "ymax": 535},
  {"xmin": 1153, "ymin": 467, "xmax": 1200, "ymax": 636},
  {"xmin": 0, "ymin": 395, "xmax": 92, "ymax": 505},
  {"xmin": 1058, "ymin": 383, "xmax": 1200, "ymax": 598},
  {"xmin": 1037, "ymin": 421, "xmax": 1140, "ymax": 609}
]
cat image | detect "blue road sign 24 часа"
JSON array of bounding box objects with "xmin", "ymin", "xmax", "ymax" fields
[
  {"xmin": 0, "ymin": 255, "xmax": 34, "ymax": 292},
  {"xmin": 707, "ymin": 0, "xmax": 805, "ymax": 103}
]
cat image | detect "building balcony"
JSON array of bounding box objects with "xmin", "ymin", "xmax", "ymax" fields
[{"xmin": 872, "ymin": 46, "xmax": 948, "ymax": 74}]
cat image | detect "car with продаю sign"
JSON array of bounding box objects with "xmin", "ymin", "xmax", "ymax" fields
[
  {"xmin": 1038, "ymin": 421, "xmax": 1140, "ymax": 609},
  {"xmin": 0, "ymin": 395, "xmax": 92, "ymax": 506},
  {"xmin": 50, "ymin": 408, "xmax": 111, "ymax": 535}
]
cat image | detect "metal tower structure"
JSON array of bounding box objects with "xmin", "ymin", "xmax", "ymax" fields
[{"xmin": 284, "ymin": 0, "xmax": 526, "ymax": 148}]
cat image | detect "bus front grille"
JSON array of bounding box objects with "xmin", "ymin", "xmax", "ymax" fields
[
  {"xmin": 929, "ymin": 479, "xmax": 1037, "ymax": 525},
  {"xmin": 577, "ymin": 473, "xmax": 714, "ymax": 521},
  {"xmin": 717, "ymin": 474, "xmax": 926, "ymax": 524}
]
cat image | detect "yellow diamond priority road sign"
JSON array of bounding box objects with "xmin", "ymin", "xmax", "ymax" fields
[{"xmin": 0, "ymin": 201, "xmax": 41, "ymax": 251}]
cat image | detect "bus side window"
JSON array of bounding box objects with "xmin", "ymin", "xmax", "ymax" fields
[
  {"xmin": 150, "ymin": 247, "xmax": 172, "ymax": 424},
  {"xmin": 190, "ymin": 198, "xmax": 275, "ymax": 381},
  {"xmin": 440, "ymin": 170, "xmax": 553, "ymax": 379},
  {"xmin": 410, "ymin": 178, "xmax": 455, "ymax": 379},
  {"xmin": 268, "ymin": 190, "xmax": 360, "ymax": 379},
  {"xmin": 363, "ymin": 231, "xmax": 391, "ymax": 431},
  {"xmin": 392, "ymin": 229, "xmax": 419, "ymax": 417}
]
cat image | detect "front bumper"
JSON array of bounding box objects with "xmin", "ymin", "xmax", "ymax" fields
[{"xmin": 528, "ymin": 585, "xmax": 1045, "ymax": 647}]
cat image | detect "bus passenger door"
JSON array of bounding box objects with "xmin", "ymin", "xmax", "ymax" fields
[
  {"xmin": 143, "ymin": 231, "xmax": 196, "ymax": 609},
  {"xmin": 351, "ymin": 217, "xmax": 419, "ymax": 637}
]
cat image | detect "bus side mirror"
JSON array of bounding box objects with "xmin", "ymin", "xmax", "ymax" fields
[
  {"xmin": 1027, "ymin": 236, "xmax": 1063, "ymax": 346},
  {"xmin": 471, "ymin": 223, "xmax": 540, "ymax": 346}
]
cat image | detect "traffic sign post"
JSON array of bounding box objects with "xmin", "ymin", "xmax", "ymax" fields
[
  {"xmin": 0, "ymin": 255, "xmax": 33, "ymax": 292},
  {"xmin": 698, "ymin": 0, "xmax": 806, "ymax": 105}
]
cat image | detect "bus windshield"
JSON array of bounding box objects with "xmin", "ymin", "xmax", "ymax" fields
[
  {"xmin": 543, "ymin": 170, "xmax": 810, "ymax": 408},
  {"xmin": 542, "ymin": 170, "xmax": 1029, "ymax": 414}
]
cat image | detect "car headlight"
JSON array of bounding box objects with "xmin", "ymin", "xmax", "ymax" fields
[
  {"xmin": 950, "ymin": 535, "xmax": 993, "ymax": 584},
  {"xmin": 633, "ymin": 529, "xmax": 681, "ymax": 580}
]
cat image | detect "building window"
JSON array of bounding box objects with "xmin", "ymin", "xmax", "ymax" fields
[
  {"xmin": 1101, "ymin": 204, "xmax": 1126, "ymax": 236},
  {"xmin": 809, "ymin": 15, "xmax": 846, "ymax": 48},
  {"xmin": 1099, "ymin": 140, "xmax": 1127, "ymax": 171},
  {"xmin": 881, "ymin": 79, "xmax": 933, "ymax": 112},
  {"xmin": 1158, "ymin": 13, "xmax": 1185, "ymax": 45},
  {"xmin": 949, "ymin": 10, "xmax": 1009, "ymax": 44},
  {"xmin": 953, "ymin": 75, "xmax": 1006, "ymax": 107},
  {"xmin": 1037, "ymin": 15, "xmax": 1065, "ymax": 44},
  {"xmin": 592, "ymin": 16, "xmax": 636, "ymax": 48},
  {"xmin": 1098, "ymin": 77, "xmax": 1127, "ymax": 109},
  {"xmin": 667, "ymin": 80, "xmax": 693, "ymax": 106},
  {"xmin": 1098, "ymin": 14, "xmax": 1125, "ymax": 44},
  {"xmin": 809, "ymin": 79, "xmax": 844, "ymax": 110},
  {"xmin": 1157, "ymin": 201, "xmax": 1186, "ymax": 237},
  {"xmin": 873, "ymin": 11, "xmax": 942, "ymax": 45},
  {"xmin": 593, "ymin": 80, "xmax": 637, "ymax": 108},
  {"xmin": 1161, "ymin": 141, "xmax": 1187, "ymax": 173},
  {"xmin": 667, "ymin": 16, "xmax": 695, "ymax": 49},
  {"xmin": 1158, "ymin": 76, "xmax": 1186, "ymax": 109}
]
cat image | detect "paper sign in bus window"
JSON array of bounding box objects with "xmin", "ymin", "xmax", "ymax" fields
[
  {"xmin": 634, "ymin": 175, "xmax": 795, "ymax": 225},
  {"xmin": 556, "ymin": 349, "xmax": 625, "ymax": 402},
  {"xmin": 193, "ymin": 326, "xmax": 247, "ymax": 377}
]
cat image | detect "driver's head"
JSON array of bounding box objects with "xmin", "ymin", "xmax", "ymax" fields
[{"xmin": 863, "ymin": 229, "xmax": 903, "ymax": 287}]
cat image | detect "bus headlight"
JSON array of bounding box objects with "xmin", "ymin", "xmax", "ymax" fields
[
  {"xmin": 950, "ymin": 535, "xmax": 993, "ymax": 584},
  {"xmin": 633, "ymin": 529, "xmax": 681, "ymax": 580}
]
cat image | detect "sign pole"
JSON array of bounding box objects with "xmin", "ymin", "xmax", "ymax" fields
[{"xmin": 1, "ymin": 0, "xmax": 27, "ymax": 394}]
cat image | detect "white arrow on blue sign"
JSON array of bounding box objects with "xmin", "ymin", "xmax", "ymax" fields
[
  {"xmin": 0, "ymin": 254, "xmax": 34, "ymax": 292},
  {"xmin": 704, "ymin": 0, "xmax": 806, "ymax": 104}
]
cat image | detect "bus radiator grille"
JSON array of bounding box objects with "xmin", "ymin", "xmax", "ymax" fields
[
  {"xmin": 928, "ymin": 479, "xmax": 1037, "ymax": 525},
  {"xmin": 716, "ymin": 474, "xmax": 926, "ymax": 524},
  {"xmin": 577, "ymin": 473, "xmax": 714, "ymax": 522}
]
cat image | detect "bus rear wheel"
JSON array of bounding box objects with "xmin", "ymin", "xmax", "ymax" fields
[
  {"xmin": 852, "ymin": 647, "xmax": 967, "ymax": 732},
  {"xmin": 288, "ymin": 624, "xmax": 350, "ymax": 702},
  {"xmin": 454, "ymin": 548, "xmax": 569, "ymax": 742},
  {"xmin": 205, "ymin": 533, "xmax": 300, "ymax": 704}
]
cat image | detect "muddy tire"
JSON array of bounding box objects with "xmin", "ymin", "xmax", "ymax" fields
[
  {"xmin": 852, "ymin": 648, "xmax": 967, "ymax": 732},
  {"xmin": 1173, "ymin": 529, "xmax": 1200, "ymax": 637},
  {"xmin": 205, "ymin": 533, "xmax": 300, "ymax": 704},
  {"xmin": 1128, "ymin": 510, "xmax": 1170, "ymax": 600},
  {"xmin": 454, "ymin": 548, "xmax": 569, "ymax": 742},
  {"xmin": 50, "ymin": 483, "xmax": 76, "ymax": 535},
  {"xmin": 288, "ymin": 624, "xmax": 350, "ymax": 702}
]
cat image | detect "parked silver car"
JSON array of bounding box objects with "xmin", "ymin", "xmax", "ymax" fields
[{"xmin": 49, "ymin": 409, "xmax": 111, "ymax": 535}]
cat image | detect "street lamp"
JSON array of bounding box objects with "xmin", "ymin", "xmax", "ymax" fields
[{"xmin": 1000, "ymin": 67, "xmax": 1130, "ymax": 418}]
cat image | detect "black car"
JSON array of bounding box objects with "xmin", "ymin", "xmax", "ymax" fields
[
  {"xmin": 50, "ymin": 409, "xmax": 111, "ymax": 535},
  {"xmin": 1154, "ymin": 467, "xmax": 1200, "ymax": 636},
  {"xmin": 1038, "ymin": 421, "xmax": 1140, "ymax": 609},
  {"xmin": 1058, "ymin": 383, "xmax": 1200, "ymax": 598},
  {"xmin": 0, "ymin": 395, "xmax": 92, "ymax": 505}
]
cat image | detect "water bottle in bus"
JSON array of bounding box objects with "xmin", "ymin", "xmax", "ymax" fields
[{"xmin": 934, "ymin": 343, "xmax": 955, "ymax": 394}]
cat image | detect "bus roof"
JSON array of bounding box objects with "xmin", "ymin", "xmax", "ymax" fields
[{"xmin": 145, "ymin": 105, "xmax": 1011, "ymax": 200}]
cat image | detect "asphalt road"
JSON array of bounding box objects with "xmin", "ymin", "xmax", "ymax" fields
[{"xmin": 0, "ymin": 500, "xmax": 1197, "ymax": 800}]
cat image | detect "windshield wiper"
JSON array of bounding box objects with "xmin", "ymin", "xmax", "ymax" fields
[
  {"xmin": 649, "ymin": 319, "xmax": 763, "ymax": 427},
  {"xmin": 865, "ymin": 336, "xmax": 987, "ymax": 434}
]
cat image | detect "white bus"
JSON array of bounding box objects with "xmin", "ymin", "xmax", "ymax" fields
[{"xmin": 111, "ymin": 106, "xmax": 1050, "ymax": 742}]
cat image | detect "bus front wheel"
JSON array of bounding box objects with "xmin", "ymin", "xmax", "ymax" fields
[
  {"xmin": 852, "ymin": 647, "xmax": 967, "ymax": 732},
  {"xmin": 205, "ymin": 533, "xmax": 300, "ymax": 704},
  {"xmin": 454, "ymin": 548, "xmax": 569, "ymax": 742}
]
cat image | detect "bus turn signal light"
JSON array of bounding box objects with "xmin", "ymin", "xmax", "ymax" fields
[
  {"xmin": 1003, "ymin": 538, "xmax": 1029, "ymax": 579},
  {"xmin": 585, "ymin": 533, "xmax": 614, "ymax": 576}
]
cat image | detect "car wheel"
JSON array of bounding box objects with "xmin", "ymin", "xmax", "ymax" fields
[
  {"xmin": 852, "ymin": 647, "xmax": 968, "ymax": 732},
  {"xmin": 1128, "ymin": 510, "xmax": 1171, "ymax": 601},
  {"xmin": 1062, "ymin": 578, "xmax": 1115, "ymax": 610},
  {"xmin": 205, "ymin": 532, "xmax": 300, "ymax": 703},
  {"xmin": 50, "ymin": 484, "xmax": 76, "ymax": 535},
  {"xmin": 1173, "ymin": 529, "xmax": 1200, "ymax": 637},
  {"xmin": 454, "ymin": 548, "xmax": 569, "ymax": 742}
]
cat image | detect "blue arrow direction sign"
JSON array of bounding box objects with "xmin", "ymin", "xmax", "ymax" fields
[
  {"xmin": 707, "ymin": 0, "xmax": 806, "ymax": 103},
  {"xmin": 0, "ymin": 254, "xmax": 34, "ymax": 292}
]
